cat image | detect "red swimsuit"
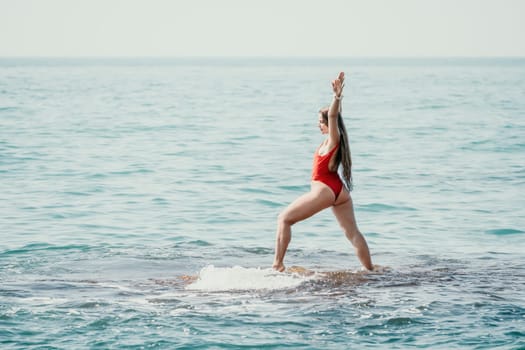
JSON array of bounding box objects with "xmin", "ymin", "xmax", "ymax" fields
[{"xmin": 311, "ymin": 144, "xmax": 343, "ymax": 198}]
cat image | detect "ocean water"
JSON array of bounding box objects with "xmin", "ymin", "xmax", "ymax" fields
[{"xmin": 0, "ymin": 57, "xmax": 524, "ymax": 349}]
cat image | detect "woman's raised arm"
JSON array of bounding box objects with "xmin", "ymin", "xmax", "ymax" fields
[{"xmin": 327, "ymin": 72, "xmax": 345, "ymax": 147}]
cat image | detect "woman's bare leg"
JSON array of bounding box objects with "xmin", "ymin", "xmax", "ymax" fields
[
  {"xmin": 332, "ymin": 193, "xmax": 373, "ymax": 270},
  {"xmin": 273, "ymin": 185, "xmax": 334, "ymax": 271}
]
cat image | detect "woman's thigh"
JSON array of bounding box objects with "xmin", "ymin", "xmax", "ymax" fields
[{"xmin": 281, "ymin": 185, "xmax": 335, "ymax": 224}]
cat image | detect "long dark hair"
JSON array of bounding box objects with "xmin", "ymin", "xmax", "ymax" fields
[{"xmin": 320, "ymin": 107, "xmax": 353, "ymax": 191}]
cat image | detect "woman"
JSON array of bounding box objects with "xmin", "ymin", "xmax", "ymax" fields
[{"xmin": 272, "ymin": 72, "xmax": 373, "ymax": 272}]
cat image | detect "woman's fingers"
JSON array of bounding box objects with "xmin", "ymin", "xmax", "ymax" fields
[
  {"xmin": 332, "ymin": 79, "xmax": 343, "ymax": 94},
  {"xmin": 332, "ymin": 80, "xmax": 338, "ymax": 90},
  {"xmin": 330, "ymin": 72, "xmax": 345, "ymax": 96}
]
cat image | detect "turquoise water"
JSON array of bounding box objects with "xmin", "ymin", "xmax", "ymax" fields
[{"xmin": 1, "ymin": 57, "xmax": 524, "ymax": 349}]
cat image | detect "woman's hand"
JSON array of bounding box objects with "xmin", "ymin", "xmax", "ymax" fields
[{"xmin": 331, "ymin": 71, "xmax": 345, "ymax": 98}]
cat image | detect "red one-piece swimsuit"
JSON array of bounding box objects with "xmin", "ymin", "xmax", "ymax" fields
[{"xmin": 311, "ymin": 144, "xmax": 343, "ymax": 199}]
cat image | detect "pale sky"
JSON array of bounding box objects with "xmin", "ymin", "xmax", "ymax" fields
[{"xmin": 1, "ymin": 0, "xmax": 524, "ymax": 57}]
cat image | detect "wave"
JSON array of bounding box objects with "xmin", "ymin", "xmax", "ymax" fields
[
  {"xmin": 0, "ymin": 243, "xmax": 94, "ymax": 256},
  {"xmin": 186, "ymin": 265, "xmax": 314, "ymax": 292},
  {"xmin": 360, "ymin": 203, "xmax": 417, "ymax": 212},
  {"xmin": 485, "ymin": 228, "xmax": 524, "ymax": 236}
]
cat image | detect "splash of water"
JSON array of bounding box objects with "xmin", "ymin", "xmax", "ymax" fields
[{"xmin": 186, "ymin": 265, "xmax": 315, "ymax": 292}]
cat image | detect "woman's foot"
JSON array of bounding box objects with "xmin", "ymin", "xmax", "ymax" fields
[{"xmin": 272, "ymin": 263, "xmax": 285, "ymax": 272}]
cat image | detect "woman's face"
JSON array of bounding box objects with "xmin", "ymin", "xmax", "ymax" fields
[{"xmin": 318, "ymin": 113, "xmax": 328, "ymax": 134}]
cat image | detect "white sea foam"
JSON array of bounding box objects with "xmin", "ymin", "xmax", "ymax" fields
[{"xmin": 186, "ymin": 265, "xmax": 314, "ymax": 292}]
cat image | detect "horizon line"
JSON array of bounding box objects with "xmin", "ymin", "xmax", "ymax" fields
[{"xmin": 1, "ymin": 55, "xmax": 524, "ymax": 59}]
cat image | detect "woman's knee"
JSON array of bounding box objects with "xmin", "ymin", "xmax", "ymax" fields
[
  {"xmin": 344, "ymin": 227, "xmax": 361, "ymax": 242},
  {"xmin": 277, "ymin": 210, "xmax": 296, "ymax": 227},
  {"xmin": 349, "ymin": 230, "xmax": 368, "ymax": 248}
]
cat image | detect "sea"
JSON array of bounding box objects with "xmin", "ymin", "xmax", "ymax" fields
[{"xmin": 0, "ymin": 57, "xmax": 524, "ymax": 349}]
